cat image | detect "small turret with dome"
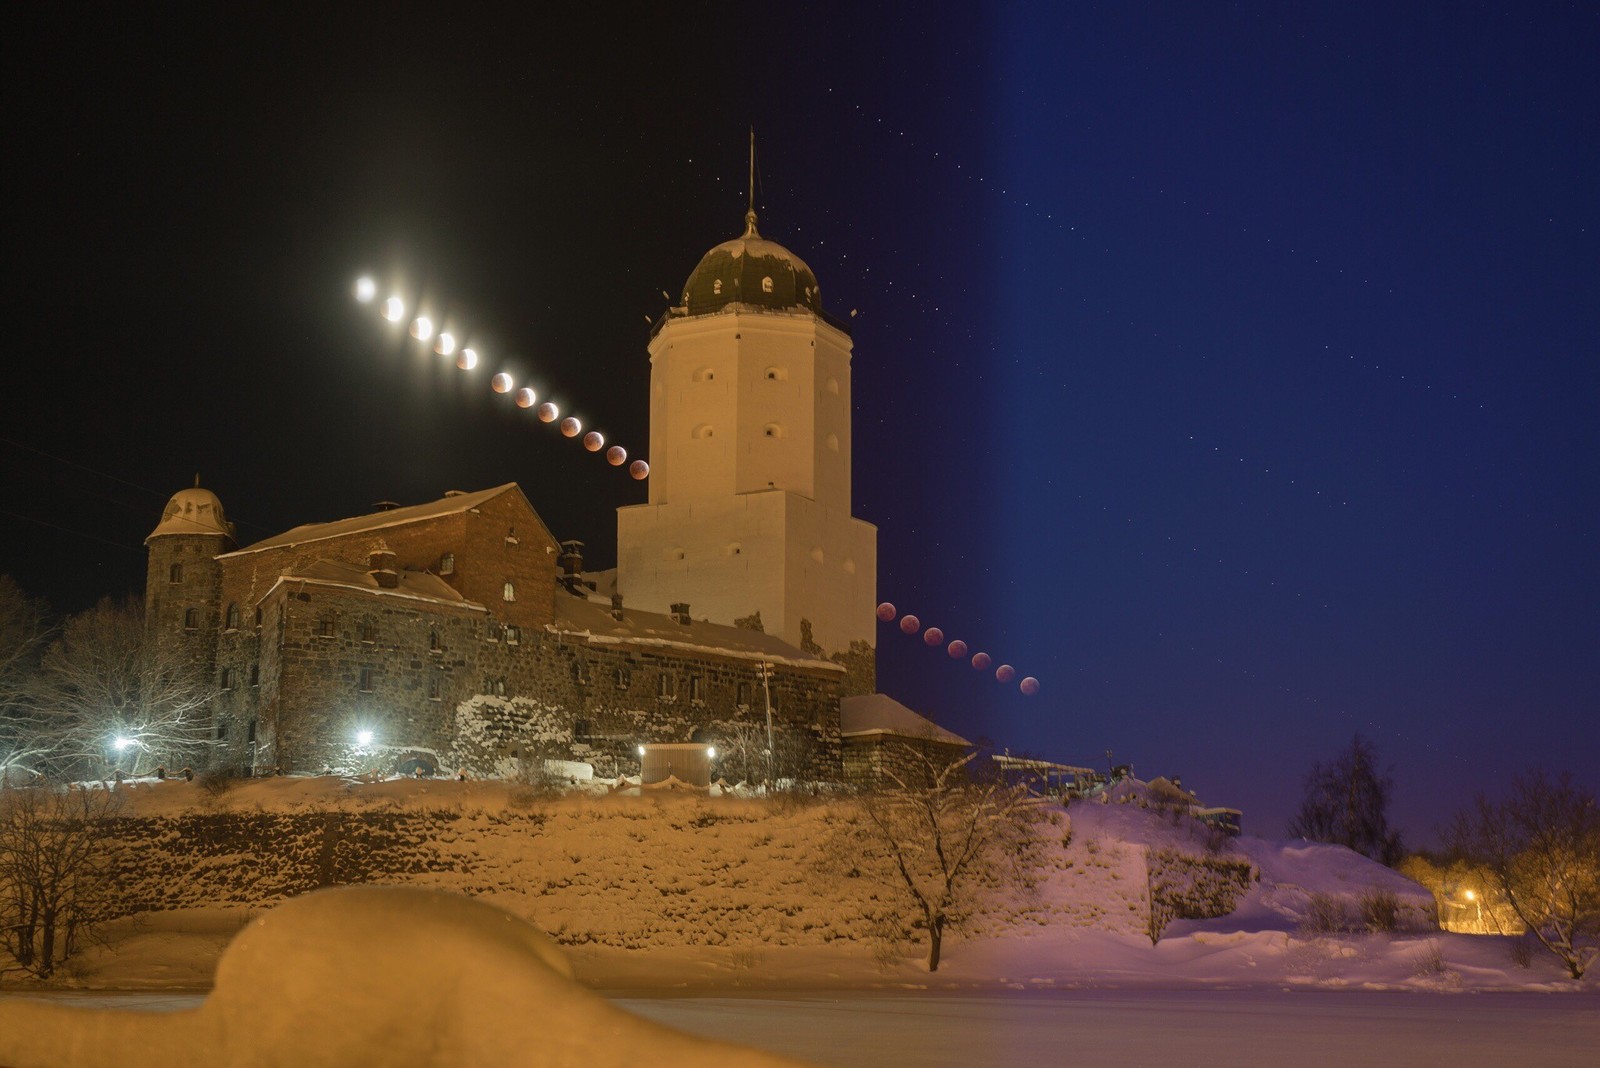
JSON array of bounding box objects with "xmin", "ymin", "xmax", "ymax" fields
[
  {"xmin": 144, "ymin": 477, "xmax": 234, "ymax": 660},
  {"xmin": 147, "ymin": 480, "xmax": 236, "ymax": 543}
]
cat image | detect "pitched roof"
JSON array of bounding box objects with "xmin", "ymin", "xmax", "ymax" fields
[
  {"xmin": 552, "ymin": 592, "xmax": 841, "ymax": 672},
  {"xmin": 262, "ymin": 560, "xmax": 480, "ymax": 610},
  {"xmin": 222, "ymin": 485, "xmax": 523, "ymax": 557},
  {"xmin": 839, "ymin": 693, "xmax": 970, "ymax": 747}
]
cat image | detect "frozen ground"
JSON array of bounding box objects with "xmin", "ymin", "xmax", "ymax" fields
[{"xmin": 9, "ymin": 988, "xmax": 1596, "ymax": 1067}]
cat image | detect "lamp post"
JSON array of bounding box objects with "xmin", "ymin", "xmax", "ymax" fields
[
  {"xmin": 759, "ymin": 660, "xmax": 775, "ymax": 790},
  {"xmin": 1464, "ymin": 888, "xmax": 1483, "ymax": 932}
]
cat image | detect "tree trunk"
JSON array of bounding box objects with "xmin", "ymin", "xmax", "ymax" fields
[
  {"xmin": 927, "ymin": 914, "xmax": 944, "ymax": 972},
  {"xmin": 38, "ymin": 906, "xmax": 56, "ymax": 979}
]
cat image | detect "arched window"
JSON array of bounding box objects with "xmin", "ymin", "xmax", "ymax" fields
[
  {"xmin": 168, "ymin": 562, "xmax": 183, "ymax": 584},
  {"xmin": 615, "ymin": 666, "xmax": 632, "ymax": 690},
  {"xmin": 502, "ymin": 581, "xmax": 515, "ymax": 602},
  {"xmin": 429, "ymin": 628, "xmax": 441, "ymax": 652},
  {"xmin": 359, "ymin": 618, "xmax": 377, "ymax": 643},
  {"xmin": 225, "ymin": 603, "xmax": 240, "ymax": 631},
  {"xmin": 712, "ymin": 279, "xmax": 722, "ymax": 295},
  {"xmin": 183, "ymin": 608, "xmax": 199, "ymax": 630},
  {"xmin": 761, "ymin": 276, "xmax": 774, "ymax": 293}
]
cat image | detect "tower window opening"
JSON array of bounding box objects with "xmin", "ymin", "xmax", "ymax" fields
[
  {"xmin": 693, "ymin": 423, "xmax": 714, "ymax": 439},
  {"xmin": 761, "ymin": 276, "xmax": 774, "ymax": 293},
  {"xmin": 826, "ymin": 433, "xmax": 840, "ymax": 451},
  {"xmin": 764, "ymin": 423, "xmax": 784, "ymax": 438},
  {"xmin": 225, "ymin": 603, "xmax": 240, "ymax": 631},
  {"xmin": 712, "ymin": 279, "xmax": 722, "ymax": 295},
  {"xmin": 764, "ymin": 366, "xmax": 787, "ymax": 381},
  {"xmin": 503, "ymin": 581, "xmax": 516, "ymax": 602},
  {"xmin": 506, "ymin": 625, "xmax": 520, "ymax": 645},
  {"xmin": 220, "ymin": 668, "xmax": 234, "ymax": 690},
  {"xmin": 439, "ymin": 553, "xmax": 455, "ymax": 576},
  {"xmin": 183, "ymin": 608, "xmax": 199, "ymax": 631},
  {"xmin": 359, "ymin": 666, "xmax": 374, "ymax": 692},
  {"xmin": 168, "ymin": 563, "xmax": 183, "ymax": 584},
  {"xmin": 317, "ymin": 616, "xmax": 335, "ymax": 638}
]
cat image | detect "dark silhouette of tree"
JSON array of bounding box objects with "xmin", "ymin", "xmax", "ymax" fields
[
  {"xmin": 1288, "ymin": 734, "xmax": 1402, "ymax": 865},
  {"xmin": 1447, "ymin": 770, "xmax": 1599, "ymax": 979}
]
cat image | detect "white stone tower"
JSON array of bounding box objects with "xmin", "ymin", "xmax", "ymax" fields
[{"xmin": 616, "ymin": 202, "xmax": 877, "ymax": 667}]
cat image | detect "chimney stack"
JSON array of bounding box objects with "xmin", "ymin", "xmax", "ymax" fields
[
  {"xmin": 367, "ymin": 542, "xmax": 399, "ymax": 589},
  {"xmin": 670, "ymin": 602, "xmax": 691, "ymax": 626},
  {"xmin": 610, "ymin": 593, "xmax": 625, "ymax": 622}
]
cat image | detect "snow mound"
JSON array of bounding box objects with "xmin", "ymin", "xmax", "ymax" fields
[{"xmin": 0, "ymin": 886, "xmax": 810, "ymax": 1068}]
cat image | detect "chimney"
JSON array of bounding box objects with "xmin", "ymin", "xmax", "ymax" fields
[
  {"xmin": 558, "ymin": 540, "xmax": 585, "ymax": 594},
  {"xmin": 670, "ymin": 602, "xmax": 691, "ymax": 626},
  {"xmin": 367, "ymin": 542, "xmax": 399, "ymax": 589},
  {"xmin": 610, "ymin": 593, "xmax": 625, "ymax": 622}
]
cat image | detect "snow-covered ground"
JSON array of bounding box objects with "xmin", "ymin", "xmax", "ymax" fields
[{"xmin": 3, "ymin": 775, "xmax": 1592, "ymax": 998}]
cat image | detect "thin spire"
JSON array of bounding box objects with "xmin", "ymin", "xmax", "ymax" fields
[
  {"xmin": 743, "ymin": 127, "xmax": 760, "ymax": 238},
  {"xmin": 193, "ymin": 472, "xmax": 201, "ymax": 488}
]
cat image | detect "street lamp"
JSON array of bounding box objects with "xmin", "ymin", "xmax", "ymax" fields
[
  {"xmin": 759, "ymin": 661, "xmax": 775, "ymax": 789},
  {"xmin": 355, "ymin": 729, "xmax": 374, "ymax": 748}
]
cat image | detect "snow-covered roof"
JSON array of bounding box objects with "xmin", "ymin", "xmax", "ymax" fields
[
  {"xmin": 553, "ymin": 593, "xmax": 840, "ymax": 673},
  {"xmin": 147, "ymin": 485, "xmax": 234, "ymax": 541},
  {"xmin": 839, "ymin": 693, "xmax": 970, "ymax": 747},
  {"xmin": 222, "ymin": 485, "xmax": 521, "ymax": 557},
  {"xmin": 262, "ymin": 560, "xmax": 480, "ymax": 610}
]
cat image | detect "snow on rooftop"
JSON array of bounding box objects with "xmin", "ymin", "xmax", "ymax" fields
[
  {"xmin": 262, "ymin": 560, "xmax": 478, "ymax": 609},
  {"xmin": 839, "ymin": 693, "xmax": 970, "ymax": 746},
  {"xmin": 221, "ymin": 484, "xmax": 523, "ymax": 557},
  {"xmin": 554, "ymin": 593, "xmax": 840, "ymax": 671}
]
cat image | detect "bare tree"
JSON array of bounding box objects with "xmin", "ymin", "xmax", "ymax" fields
[
  {"xmin": 26, "ymin": 597, "xmax": 217, "ymax": 778},
  {"xmin": 850, "ymin": 746, "xmax": 1042, "ymax": 971},
  {"xmin": 1288, "ymin": 734, "xmax": 1403, "ymax": 865},
  {"xmin": 1447, "ymin": 770, "xmax": 1600, "ymax": 979},
  {"xmin": 0, "ymin": 576, "xmax": 55, "ymax": 779},
  {"xmin": 0, "ymin": 784, "xmax": 122, "ymax": 979}
]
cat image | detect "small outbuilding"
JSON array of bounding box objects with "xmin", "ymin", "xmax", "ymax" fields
[{"xmin": 839, "ymin": 693, "xmax": 971, "ymax": 788}]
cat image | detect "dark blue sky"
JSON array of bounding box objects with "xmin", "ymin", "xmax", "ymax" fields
[{"xmin": 6, "ymin": 4, "xmax": 1596, "ymax": 843}]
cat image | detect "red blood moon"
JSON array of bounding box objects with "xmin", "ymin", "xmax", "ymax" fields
[
  {"xmin": 876, "ymin": 603, "xmax": 897, "ymax": 622},
  {"xmin": 537, "ymin": 403, "xmax": 558, "ymax": 423},
  {"xmin": 629, "ymin": 460, "xmax": 650, "ymax": 480},
  {"xmin": 560, "ymin": 417, "xmax": 581, "ymax": 437},
  {"xmin": 583, "ymin": 431, "xmax": 604, "ymax": 451},
  {"xmin": 947, "ymin": 639, "xmax": 967, "ymax": 658},
  {"xmin": 606, "ymin": 446, "xmax": 627, "ymax": 466},
  {"xmin": 899, "ymin": 614, "xmax": 921, "ymax": 635},
  {"xmin": 923, "ymin": 627, "xmax": 944, "ymax": 646},
  {"xmin": 491, "ymin": 373, "xmax": 513, "ymax": 393},
  {"xmin": 1020, "ymin": 676, "xmax": 1040, "ymax": 696},
  {"xmin": 971, "ymin": 652, "xmax": 991, "ymax": 671},
  {"xmin": 515, "ymin": 388, "xmax": 536, "ymax": 408},
  {"xmin": 995, "ymin": 664, "xmax": 1016, "ymax": 683}
]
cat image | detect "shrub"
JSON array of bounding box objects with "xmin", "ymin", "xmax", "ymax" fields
[
  {"xmin": 1360, "ymin": 888, "xmax": 1401, "ymax": 932},
  {"xmin": 1509, "ymin": 935, "xmax": 1535, "ymax": 969},
  {"xmin": 1412, "ymin": 940, "xmax": 1448, "ymax": 977},
  {"xmin": 198, "ymin": 768, "xmax": 237, "ymax": 797},
  {"xmin": 1300, "ymin": 892, "xmax": 1352, "ymax": 934}
]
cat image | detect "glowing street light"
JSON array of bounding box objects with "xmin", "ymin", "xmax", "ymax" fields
[
  {"xmin": 354, "ymin": 277, "xmax": 376, "ymax": 302},
  {"xmin": 113, "ymin": 736, "xmax": 135, "ymax": 752},
  {"xmin": 355, "ymin": 729, "xmax": 374, "ymax": 747}
]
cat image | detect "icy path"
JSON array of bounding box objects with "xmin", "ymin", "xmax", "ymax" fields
[{"xmin": 613, "ymin": 989, "xmax": 1599, "ymax": 1067}]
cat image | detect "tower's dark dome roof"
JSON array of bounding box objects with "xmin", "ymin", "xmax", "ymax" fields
[
  {"xmin": 680, "ymin": 210, "xmax": 821, "ymax": 316},
  {"xmin": 148, "ymin": 484, "xmax": 233, "ymax": 540}
]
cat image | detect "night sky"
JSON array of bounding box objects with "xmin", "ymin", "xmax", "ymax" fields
[{"xmin": 7, "ymin": 5, "xmax": 1596, "ymax": 844}]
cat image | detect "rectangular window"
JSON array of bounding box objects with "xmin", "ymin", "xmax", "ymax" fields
[
  {"xmin": 737, "ymin": 682, "xmax": 752, "ymax": 707},
  {"xmin": 428, "ymin": 674, "xmax": 442, "ymax": 701},
  {"xmin": 359, "ymin": 667, "xmax": 374, "ymax": 692},
  {"xmin": 247, "ymin": 720, "xmax": 257, "ymax": 743},
  {"xmin": 439, "ymin": 553, "xmax": 455, "ymax": 575},
  {"xmin": 220, "ymin": 668, "xmax": 234, "ymax": 690},
  {"xmin": 688, "ymin": 676, "xmax": 705, "ymax": 703},
  {"xmin": 317, "ymin": 617, "xmax": 335, "ymax": 638},
  {"xmin": 656, "ymin": 674, "xmax": 675, "ymax": 699},
  {"xmin": 215, "ymin": 721, "xmax": 230, "ymax": 741},
  {"xmin": 250, "ymin": 663, "xmax": 260, "ymax": 687}
]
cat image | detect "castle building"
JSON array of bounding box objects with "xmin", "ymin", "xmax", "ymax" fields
[{"xmin": 142, "ymin": 206, "xmax": 879, "ymax": 781}]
